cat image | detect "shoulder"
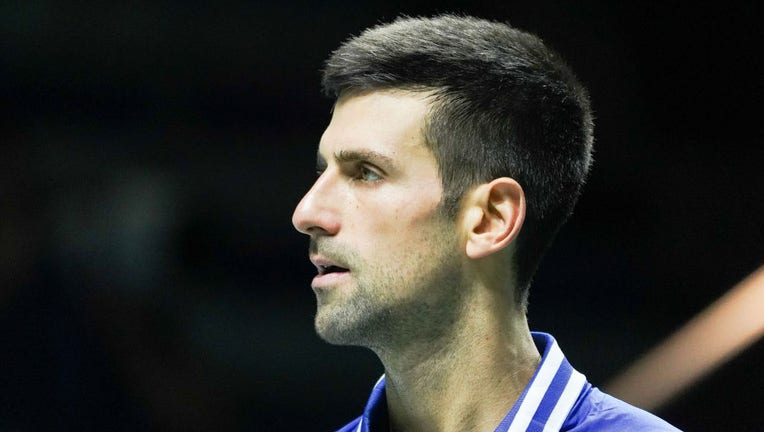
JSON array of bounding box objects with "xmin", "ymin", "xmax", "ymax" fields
[
  {"xmin": 563, "ymin": 386, "xmax": 682, "ymax": 432},
  {"xmin": 334, "ymin": 416, "xmax": 361, "ymax": 432}
]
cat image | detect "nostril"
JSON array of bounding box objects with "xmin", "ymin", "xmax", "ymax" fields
[{"xmin": 293, "ymin": 215, "xmax": 338, "ymax": 237}]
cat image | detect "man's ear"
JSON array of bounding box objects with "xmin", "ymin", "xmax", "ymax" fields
[{"xmin": 461, "ymin": 178, "xmax": 525, "ymax": 259}]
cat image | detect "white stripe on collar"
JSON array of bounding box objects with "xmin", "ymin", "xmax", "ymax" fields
[
  {"xmin": 505, "ymin": 339, "xmax": 566, "ymax": 432},
  {"xmin": 543, "ymin": 369, "xmax": 586, "ymax": 432}
]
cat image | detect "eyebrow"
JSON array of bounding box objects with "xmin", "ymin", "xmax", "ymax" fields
[
  {"xmin": 315, "ymin": 149, "xmax": 395, "ymax": 170},
  {"xmin": 335, "ymin": 149, "xmax": 393, "ymax": 165}
]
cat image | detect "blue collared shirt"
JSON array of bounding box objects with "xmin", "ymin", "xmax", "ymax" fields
[{"xmin": 336, "ymin": 332, "xmax": 680, "ymax": 432}]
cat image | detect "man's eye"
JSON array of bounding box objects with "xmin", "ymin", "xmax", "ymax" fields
[{"xmin": 358, "ymin": 165, "xmax": 382, "ymax": 182}]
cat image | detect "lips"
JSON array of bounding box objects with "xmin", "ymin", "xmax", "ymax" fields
[
  {"xmin": 310, "ymin": 255, "xmax": 349, "ymax": 272},
  {"xmin": 318, "ymin": 264, "xmax": 349, "ymax": 275},
  {"xmin": 310, "ymin": 255, "xmax": 351, "ymax": 287}
]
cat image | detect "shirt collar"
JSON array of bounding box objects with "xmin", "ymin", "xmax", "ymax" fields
[
  {"xmin": 357, "ymin": 332, "xmax": 588, "ymax": 432},
  {"xmin": 496, "ymin": 332, "xmax": 588, "ymax": 432},
  {"xmin": 357, "ymin": 375, "xmax": 387, "ymax": 432}
]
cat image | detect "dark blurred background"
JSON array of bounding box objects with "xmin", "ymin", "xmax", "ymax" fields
[{"xmin": 1, "ymin": 1, "xmax": 762, "ymax": 431}]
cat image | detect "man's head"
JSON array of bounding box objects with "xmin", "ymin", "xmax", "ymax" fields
[
  {"xmin": 320, "ymin": 15, "xmax": 594, "ymax": 308},
  {"xmin": 293, "ymin": 14, "xmax": 592, "ymax": 347}
]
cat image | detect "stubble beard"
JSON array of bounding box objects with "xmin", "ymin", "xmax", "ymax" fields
[{"xmin": 312, "ymin": 227, "xmax": 464, "ymax": 352}]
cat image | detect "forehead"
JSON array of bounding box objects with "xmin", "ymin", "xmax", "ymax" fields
[{"xmin": 318, "ymin": 90, "xmax": 433, "ymax": 159}]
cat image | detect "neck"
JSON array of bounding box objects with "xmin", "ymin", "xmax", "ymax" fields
[{"xmin": 374, "ymin": 289, "xmax": 540, "ymax": 432}]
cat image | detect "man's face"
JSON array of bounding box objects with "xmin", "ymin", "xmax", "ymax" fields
[{"xmin": 292, "ymin": 91, "xmax": 464, "ymax": 348}]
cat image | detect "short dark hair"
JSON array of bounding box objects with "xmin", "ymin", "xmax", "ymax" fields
[{"xmin": 322, "ymin": 14, "xmax": 594, "ymax": 309}]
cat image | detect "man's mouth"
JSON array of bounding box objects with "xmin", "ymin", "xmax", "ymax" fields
[
  {"xmin": 309, "ymin": 253, "xmax": 352, "ymax": 289},
  {"xmin": 319, "ymin": 264, "xmax": 350, "ymax": 275},
  {"xmin": 310, "ymin": 256, "xmax": 351, "ymax": 287}
]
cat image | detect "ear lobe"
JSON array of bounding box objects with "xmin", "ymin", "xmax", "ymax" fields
[{"xmin": 464, "ymin": 178, "xmax": 525, "ymax": 259}]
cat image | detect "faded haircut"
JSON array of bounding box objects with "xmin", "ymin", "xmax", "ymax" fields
[{"xmin": 321, "ymin": 14, "xmax": 594, "ymax": 310}]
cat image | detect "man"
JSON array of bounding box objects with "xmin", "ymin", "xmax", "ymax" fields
[{"xmin": 292, "ymin": 14, "xmax": 680, "ymax": 432}]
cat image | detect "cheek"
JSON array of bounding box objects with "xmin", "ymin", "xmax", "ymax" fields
[
  {"xmin": 362, "ymin": 210, "xmax": 443, "ymax": 255},
  {"xmin": 347, "ymin": 185, "xmax": 447, "ymax": 257},
  {"xmin": 371, "ymin": 211, "xmax": 455, "ymax": 272},
  {"xmin": 382, "ymin": 189, "xmax": 444, "ymax": 230}
]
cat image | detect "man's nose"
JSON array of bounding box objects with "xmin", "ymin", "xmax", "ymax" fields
[{"xmin": 292, "ymin": 173, "xmax": 340, "ymax": 236}]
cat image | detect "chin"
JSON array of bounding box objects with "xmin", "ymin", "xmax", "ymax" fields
[
  {"xmin": 315, "ymin": 327, "xmax": 358, "ymax": 347},
  {"xmin": 314, "ymin": 307, "xmax": 372, "ymax": 347},
  {"xmin": 315, "ymin": 315, "xmax": 354, "ymax": 345}
]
